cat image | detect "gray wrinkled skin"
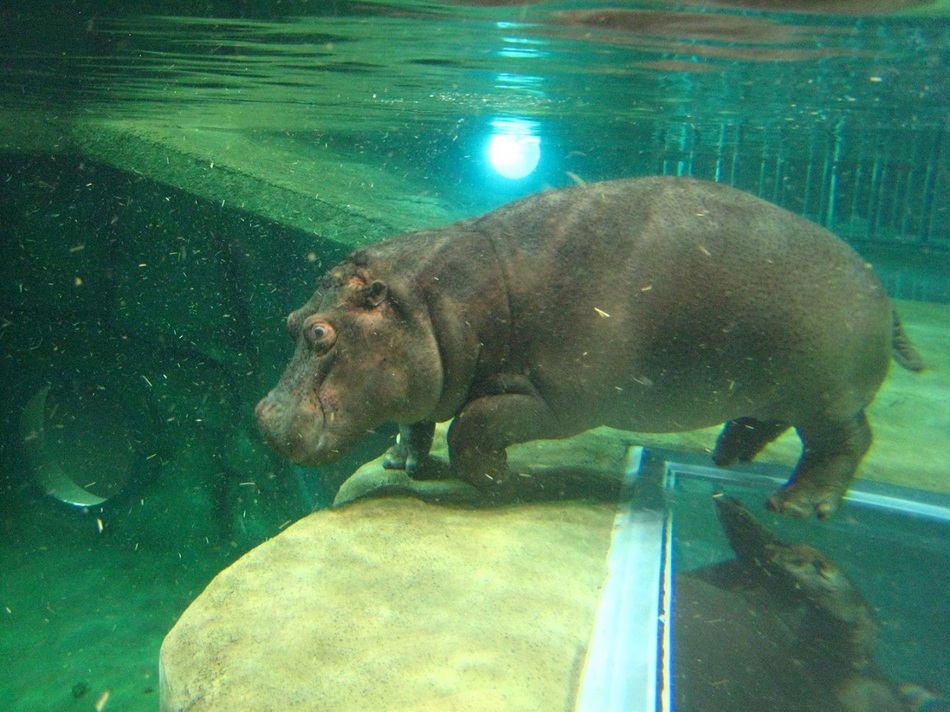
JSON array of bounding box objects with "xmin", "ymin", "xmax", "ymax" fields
[{"xmin": 257, "ymin": 176, "xmax": 921, "ymax": 519}]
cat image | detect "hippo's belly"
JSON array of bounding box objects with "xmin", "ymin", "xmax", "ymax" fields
[{"xmin": 522, "ymin": 310, "xmax": 821, "ymax": 435}]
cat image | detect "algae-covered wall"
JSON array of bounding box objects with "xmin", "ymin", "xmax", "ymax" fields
[{"xmin": 0, "ymin": 152, "xmax": 408, "ymax": 553}]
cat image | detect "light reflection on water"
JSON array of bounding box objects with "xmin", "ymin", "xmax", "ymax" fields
[
  {"xmin": 2, "ymin": 2, "xmax": 943, "ymax": 244},
  {"xmin": 2, "ymin": 3, "xmax": 945, "ymax": 134}
]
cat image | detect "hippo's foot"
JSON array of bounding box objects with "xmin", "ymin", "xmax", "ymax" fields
[
  {"xmin": 382, "ymin": 442, "xmax": 408, "ymax": 470},
  {"xmin": 384, "ymin": 427, "xmax": 513, "ymax": 495},
  {"xmin": 405, "ymin": 456, "xmax": 452, "ymax": 482},
  {"xmin": 713, "ymin": 417, "xmax": 789, "ymax": 466},
  {"xmin": 444, "ymin": 438, "xmax": 514, "ymax": 498},
  {"xmin": 767, "ymin": 411, "xmax": 872, "ymax": 520},
  {"xmin": 383, "ymin": 421, "xmax": 440, "ymax": 478},
  {"xmin": 459, "ymin": 452, "xmax": 512, "ymax": 496},
  {"xmin": 767, "ymin": 482, "xmax": 850, "ymax": 520},
  {"xmin": 382, "ymin": 445, "xmax": 449, "ymax": 482}
]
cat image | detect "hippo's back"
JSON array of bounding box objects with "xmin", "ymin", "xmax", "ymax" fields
[{"xmin": 471, "ymin": 177, "xmax": 892, "ymax": 432}]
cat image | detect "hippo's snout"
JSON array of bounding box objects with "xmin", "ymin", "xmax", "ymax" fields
[
  {"xmin": 255, "ymin": 391, "xmax": 290, "ymax": 449},
  {"xmin": 255, "ymin": 389, "xmax": 336, "ymax": 465},
  {"xmin": 256, "ymin": 391, "xmax": 305, "ymax": 460},
  {"xmin": 254, "ymin": 393, "xmax": 274, "ymax": 423}
]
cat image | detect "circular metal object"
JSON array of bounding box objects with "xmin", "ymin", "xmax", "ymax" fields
[{"xmin": 20, "ymin": 384, "xmax": 136, "ymax": 507}]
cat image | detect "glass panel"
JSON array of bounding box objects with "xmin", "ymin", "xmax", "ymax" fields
[{"xmin": 669, "ymin": 456, "xmax": 950, "ymax": 711}]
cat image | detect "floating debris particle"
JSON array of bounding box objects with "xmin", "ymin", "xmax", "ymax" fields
[
  {"xmin": 95, "ymin": 690, "xmax": 111, "ymax": 711},
  {"xmin": 565, "ymin": 171, "xmax": 586, "ymax": 186}
]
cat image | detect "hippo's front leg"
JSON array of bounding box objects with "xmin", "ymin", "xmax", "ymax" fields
[
  {"xmin": 446, "ymin": 391, "xmax": 561, "ymax": 492},
  {"xmin": 383, "ymin": 421, "xmax": 440, "ymax": 479}
]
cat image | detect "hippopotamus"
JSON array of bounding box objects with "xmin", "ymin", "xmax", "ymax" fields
[
  {"xmin": 678, "ymin": 495, "xmax": 935, "ymax": 711},
  {"xmin": 256, "ymin": 176, "xmax": 922, "ymax": 519}
]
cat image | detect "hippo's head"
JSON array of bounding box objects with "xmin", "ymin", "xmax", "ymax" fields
[{"xmin": 255, "ymin": 255, "xmax": 443, "ymax": 466}]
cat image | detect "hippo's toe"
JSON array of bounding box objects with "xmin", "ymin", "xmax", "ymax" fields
[
  {"xmin": 382, "ymin": 442, "xmax": 409, "ymax": 470},
  {"xmin": 767, "ymin": 483, "xmax": 844, "ymax": 521}
]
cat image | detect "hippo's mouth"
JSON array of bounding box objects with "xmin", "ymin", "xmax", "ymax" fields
[
  {"xmin": 293, "ymin": 430, "xmax": 346, "ymax": 466},
  {"xmin": 255, "ymin": 390, "xmax": 345, "ymax": 465}
]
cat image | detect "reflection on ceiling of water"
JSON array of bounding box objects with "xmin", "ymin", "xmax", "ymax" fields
[
  {"xmin": 0, "ymin": 2, "xmax": 945, "ymax": 142},
  {"xmin": 668, "ymin": 0, "xmax": 937, "ymax": 15},
  {"xmin": 436, "ymin": 0, "xmax": 940, "ymax": 15},
  {"xmin": 543, "ymin": 9, "xmax": 863, "ymax": 63}
]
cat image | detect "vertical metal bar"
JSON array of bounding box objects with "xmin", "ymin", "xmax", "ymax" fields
[
  {"xmin": 826, "ymin": 120, "xmax": 844, "ymax": 230},
  {"xmin": 803, "ymin": 151, "xmax": 814, "ymax": 219},
  {"xmin": 730, "ymin": 124, "xmax": 741, "ymax": 187},
  {"xmin": 772, "ymin": 122, "xmax": 784, "ymax": 205},
  {"xmin": 690, "ymin": 123, "xmax": 698, "ymax": 178},
  {"xmin": 659, "ymin": 511, "xmax": 674, "ymax": 712},
  {"xmin": 867, "ymin": 155, "xmax": 882, "ymax": 240},
  {"xmin": 818, "ymin": 140, "xmax": 831, "ymax": 226},
  {"xmin": 715, "ymin": 122, "xmax": 726, "ymax": 183},
  {"xmin": 916, "ymin": 128, "xmax": 941, "ymax": 244},
  {"xmin": 874, "ymin": 160, "xmax": 890, "ymax": 239},
  {"xmin": 758, "ymin": 125, "xmax": 769, "ymax": 198},
  {"xmin": 899, "ymin": 130, "xmax": 920, "ymax": 240},
  {"xmin": 849, "ymin": 122, "xmax": 866, "ymax": 239},
  {"xmin": 679, "ymin": 123, "xmax": 688, "ymax": 178}
]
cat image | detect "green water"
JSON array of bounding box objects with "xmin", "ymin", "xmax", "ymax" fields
[{"xmin": 1, "ymin": 1, "xmax": 948, "ymax": 710}]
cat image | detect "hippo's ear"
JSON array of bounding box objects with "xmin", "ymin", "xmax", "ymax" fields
[{"xmin": 356, "ymin": 280, "xmax": 388, "ymax": 309}]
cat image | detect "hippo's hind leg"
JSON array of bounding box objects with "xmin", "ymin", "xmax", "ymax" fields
[
  {"xmin": 713, "ymin": 417, "xmax": 790, "ymax": 467},
  {"xmin": 448, "ymin": 391, "xmax": 561, "ymax": 494},
  {"xmin": 383, "ymin": 421, "xmax": 442, "ymax": 479},
  {"xmin": 768, "ymin": 410, "xmax": 872, "ymax": 520}
]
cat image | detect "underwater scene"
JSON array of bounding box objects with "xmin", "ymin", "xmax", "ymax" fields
[{"xmin": 1, "ymin": 0, "xmax": 948, "ymax": 710}]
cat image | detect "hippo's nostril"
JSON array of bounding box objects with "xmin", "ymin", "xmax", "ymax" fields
[{"xmin": 255, "ymin": 395, "xmax": 282, "ymax": 424}]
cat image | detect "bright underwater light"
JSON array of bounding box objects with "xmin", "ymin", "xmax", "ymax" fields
[{"xmin": 488, "ymin": 129, "xmax": 541, "ymax": 180}]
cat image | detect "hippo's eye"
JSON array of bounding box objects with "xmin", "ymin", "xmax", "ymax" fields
[{"xmin": 304, "ymin": 318, "xmax": 336, "ymax": 352}]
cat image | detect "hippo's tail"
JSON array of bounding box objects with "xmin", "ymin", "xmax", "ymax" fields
[{"xmin": 892, "ymin": 311, "xmax": 924, "ymax": 372}]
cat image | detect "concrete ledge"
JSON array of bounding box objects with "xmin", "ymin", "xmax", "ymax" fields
[
  {"xmin": 71, "ymin": 118, "xmax": 453, "ymax": 243},
  {"xmin": 159, "ymin": 497, "xmax": 615, "ymax": 711}
]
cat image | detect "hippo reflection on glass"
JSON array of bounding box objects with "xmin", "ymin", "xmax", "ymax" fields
[
  {"xmin": 255, "ymin": 177, "xmax": 923, "ymax": 519},
  {"xmin": 676, "ymin": 494, "xmax": 918, "ymax": 711}
]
